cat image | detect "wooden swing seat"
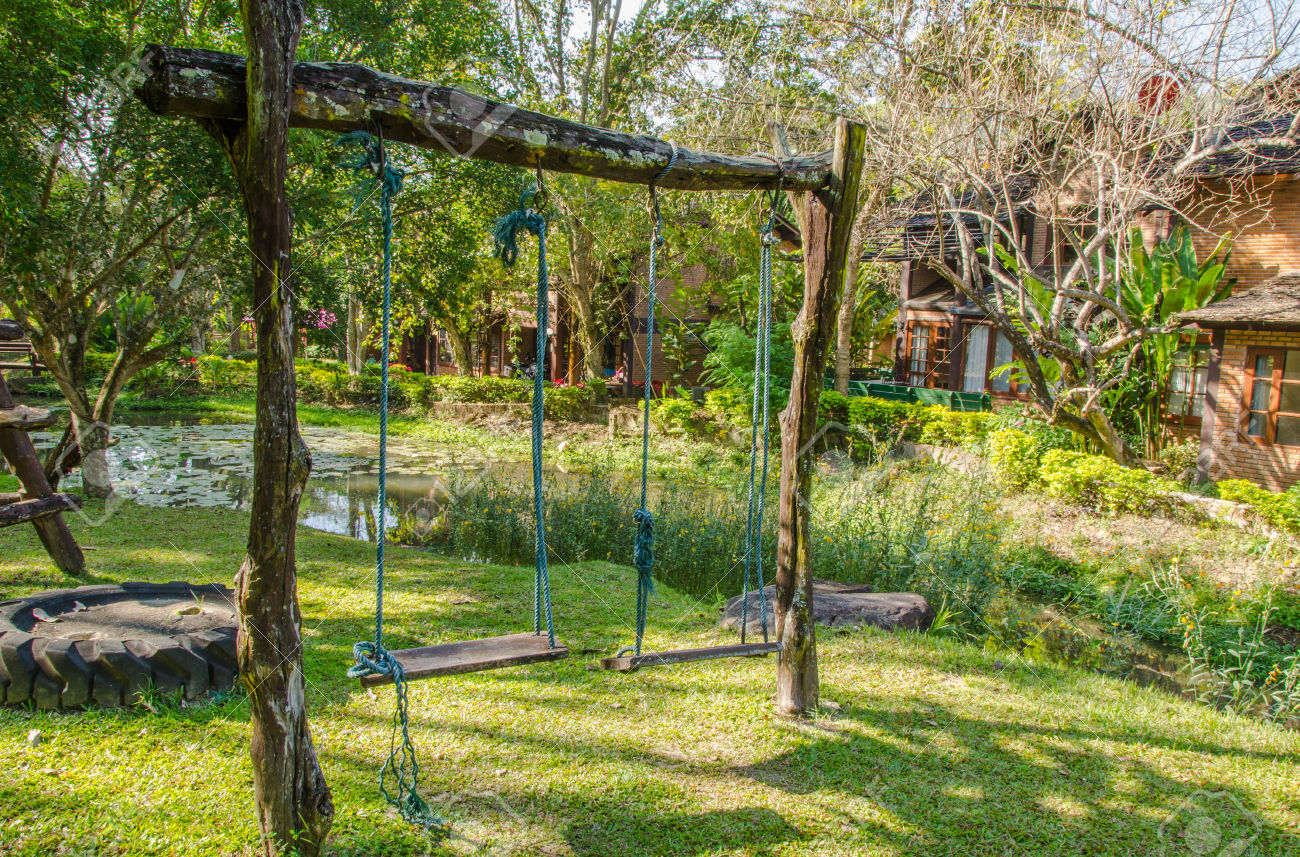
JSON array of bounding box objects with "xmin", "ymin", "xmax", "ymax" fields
[
  {"xmin": 599, "ymin": 641, "xmax": 781, "ymax": 673},
  {"xmin": 357, "ymin": 632, "xmax": 568, "ymax": 686}
]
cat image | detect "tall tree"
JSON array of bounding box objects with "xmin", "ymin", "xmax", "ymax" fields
[
  {"xmin": 0, "ymin": 0, "xmax": 237, "ymax": 495},
  {"xmin": 200, "ymin": 0, "xmax": 334, "ymax": 852}
]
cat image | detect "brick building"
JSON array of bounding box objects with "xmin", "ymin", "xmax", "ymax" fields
[
  {"xmin": 397, "ymin": 260, "xmax": 724, "ymax": 391},
  {"xmin": 880, "ymin": 112, "xmax": 1300, "ymax": 490},
  {"xmin": 1181, "ymin": 278, "xmax": 1300, "ymax": 490}
]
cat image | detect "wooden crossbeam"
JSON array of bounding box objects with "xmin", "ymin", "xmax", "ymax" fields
[
  {"xmin": 599, "ymin": 641, "xmax": 782, "ymax": 673},
  {"xmin": 0, "ymin": 493, "xmax": 83, "ymax": 528},
  {"xmin": 0, "ymin": 405, "xmax": 57, "ymax": 430},
  {"xmin": 132, "ymin": 45, "xmax": 831, "ymax": 192}
]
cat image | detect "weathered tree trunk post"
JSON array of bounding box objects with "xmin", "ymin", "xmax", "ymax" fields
[
  {"xmin": 770, "ymin": 118, "xmax": 866, "ymax": 717},
  {"xmin": 833, "ymin": 228, "xmax": 866, "ymax": 394},
  {"xmin": 200, "ymin": 0, "xmax": 334, "ymax": 853}
]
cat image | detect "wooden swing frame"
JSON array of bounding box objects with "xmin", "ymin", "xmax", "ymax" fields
[{"xmin": 131, "ymin": 41, "xmax": 863, "ymax": 706}]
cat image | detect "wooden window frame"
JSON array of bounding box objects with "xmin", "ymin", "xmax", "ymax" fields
[
  {"xmin": 905, "ymin": 321, "xmax": 951, "ymax": 389},
  {"xmin": 1164, "ymin": 336, "xmax": 1212, "ymax": 428},
  {"xmin": 1240, "ymin": 347, "xmax": 1300, "ymax": 447}
]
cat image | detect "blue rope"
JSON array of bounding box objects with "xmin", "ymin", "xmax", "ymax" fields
[
  {"xmin": 619, "ymin": 143, "xmax": 677, "ymax": 659},
  {"xmin": 336, "ymin": 131, "xmax": 443, "ymax": 835},
  {"xmin": 741, "ymin": 182, "xmax": 782, "ymax": 644},
  {"xmin": 492, "ymin": 182, "xmax": 557, "ymax": 649}
]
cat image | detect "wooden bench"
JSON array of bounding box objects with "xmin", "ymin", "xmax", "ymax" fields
[{"xmin": 0, "ymin": 339, "xmax": 43, "ymax": 374}]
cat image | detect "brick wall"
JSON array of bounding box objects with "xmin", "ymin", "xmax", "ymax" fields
[
  {"xmin": 1204, "ymin": 329, "xmax": 1300, "ymax": 490},
  {"xmin": 1187, "ymin": 175, "xmax": 1300, "ymax": 292}
]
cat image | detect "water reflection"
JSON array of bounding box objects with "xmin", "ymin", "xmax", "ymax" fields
[{"xmin": 39, "ymin": 423, "xmax": 540, "ymax": 542}]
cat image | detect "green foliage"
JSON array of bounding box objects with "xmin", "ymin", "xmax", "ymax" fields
[
  {"xmin": 442, "ymin": 459, "xmax": 1006, "ymax": 633},
  {"xmin": 196, "ymin": 356, "xmax": 256, "ymax": 394},
  {"xmin": 1038, "ymin": 449, "xmax": 1181, "ymax": 515},
  {"xmin": 1159, "ymin": 438, "xmax": 1202, "ymax": 483},
  {"xmin": 985, "ymin": 429, "xmax": 1046, "ymax": 490},
  {"xmin": 701, "ymin": 320, "xmax": 793, "ymax": 410},
  {"xmin": 543, "ymin": 384, "xmax": 596, "ymax": 421},
  {"xmin": 650, "ymin": 397, "xmax": 699, "ymax": 435},
  {"xmin": 703, "ymin": 387, "xmax": 751, "ymax": 426},
  {"xmin": 820, "ymin": 394, "xmax": 994, "ymax": 449},
  {"xmin": 436, "ymin": 375, "xmax": 531, "ymax": 404},
  {"xmin": 1217, "ymin": 480, "xmax": 1300, "ymax": 535},
  {"xmin": 916, "ymin": 405, "xmax": 992, "ymax": 447},
  {"xmin": 1106, "ymin": 226, "xmax": 1234, "ymax": 456}
]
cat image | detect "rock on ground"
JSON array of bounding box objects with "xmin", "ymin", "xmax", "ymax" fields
[{"xmin": 720, "ymin": 579, "xmax": 933, "ymax": 637}]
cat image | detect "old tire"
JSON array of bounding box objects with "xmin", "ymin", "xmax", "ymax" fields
[{"xmin": 0, "ymin": 582, "xmax": 238, "ymax": 710}]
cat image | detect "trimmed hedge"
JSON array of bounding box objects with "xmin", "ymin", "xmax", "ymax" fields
[
  {"xmin": 818, "ymin": 392, "xmax": 994, "ymax": 446},
  {"xmin": 1217, "ymin": 480, "xmax": 1300, "ymax": 534},
  {"xmin": 1037, "ymin": 449, "xmax": 1181, "ymax": 515}
]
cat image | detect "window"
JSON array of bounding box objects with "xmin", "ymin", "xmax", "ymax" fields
[
  {"xmin": 991, "ymin": 331, "xmax": 1016, "ymax": 393},
  {"xmin": 1243, "ymin": 348, "xmax": 1300, "ymax": 446},
  {"xmin": 908, "ymin": 326, "xmax": 929, "ymax": 386},
  {"xmin": 1167, "ymin": 346, "xmax": 1210, "ymax": 421},
  {"xmin": 906, "ymin": 322, "xmax": 951, "ymax": 388},
  {"xmin": 962, "ymin": 325, "xmax": 990, "ymax": 392}
]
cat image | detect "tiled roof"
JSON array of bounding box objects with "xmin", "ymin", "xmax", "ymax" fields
[
  {"xmin": 1179, "ymin": 273, "xmax": 1300, "ymax": 327},
  {"xmin": 862, "ymin": 178, "xmax": 1036, "ymax": 262},
  {"xmin": 1184, "ymin": 114, "xmax": 1300, "ymax": 177}
]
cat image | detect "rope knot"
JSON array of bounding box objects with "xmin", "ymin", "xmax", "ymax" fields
[
  {"xmin": 347, "ymin": 640, "xmax": 393, "ymax": 679},
  {"xmin": 336, "ymin": 130, "xmax": 404, "ymax": 199},
  {"xmin": 632, "ymin": 506, "xmax": 655, "ymax": 593},
  {"xmin": 492, "ymin": 186, "xmax": 547, "ymax": 267}
]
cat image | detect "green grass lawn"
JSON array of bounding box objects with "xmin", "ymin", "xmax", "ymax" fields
[{"xmin": 1, "ymin": 502, "xmax": 1298, "ymax": 856}]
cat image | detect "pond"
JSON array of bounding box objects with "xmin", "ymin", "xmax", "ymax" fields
[{"xmin": 41, "ymin": 422, "xmax": 545, "ymax": 542}]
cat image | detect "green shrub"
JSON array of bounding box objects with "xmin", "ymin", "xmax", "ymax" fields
[
  {"xmin": 85, "ymin": 350, "xmax": 116, "ymax": 381},
  {"xmin": 1038, "ymin": 449, "xmax": 1180, "ymax": 515},
  {"xmin": 818, "ymin": 390, "xmax": 850, "ymax": 424},
  {"xmin": 1217, "ymin": 479, "xmax": 1300, "ymax": 534},
  {"xmin": 917, "ymin": 405, "xmax": 993, "ymax": 447},
  {"xmin": 703, "ymin": 387, "xmax": 751, "ymax": 426},
  {"xmin": 651, "ymin": 397, "xmax": 699, "ymax": 435},
  {"xmin": 1160, "ymin": 438, "xmax": 1201, "ymax": 478},
  {"xmin": 437, "ymin": 375, "xmax": 531, "ymax": 404},
  {"xmin": 844, "ymin": 397, "xmax": 920, "ymax": 440},
  {"xmin": 986, "ymin": 429, "xmax": 1044, "ymax": 490},
  {"xmin": 298, "ymin": 368, "xmax": 345, "ymax": 404},
  {"xmin": 196, "ymin": 356, "xmax": 255, "ymax": 393},
  {"xmin": 544, "ymin": 383, "xmax": 596, "ymax": 421}
]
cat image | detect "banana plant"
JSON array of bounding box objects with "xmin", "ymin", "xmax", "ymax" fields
[{"xmin": 1109, "ymin": 225, "xmax": 1234, "ymax": 456}]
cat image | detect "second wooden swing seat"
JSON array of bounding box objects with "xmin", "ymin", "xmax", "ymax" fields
[
  {"xmin": 596, "ymin": 156, "xmax": 782, "ymax": 675},
  {"xmin": 599, "ymin": 640, "xmax": 780, "ymax": 673}
]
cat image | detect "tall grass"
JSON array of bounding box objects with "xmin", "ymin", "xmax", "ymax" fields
[{"xmin": 431, "ymin": 458, "xmax": 1006, "ymax": 630}]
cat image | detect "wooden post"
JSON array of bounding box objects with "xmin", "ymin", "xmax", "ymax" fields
[
  {"xmin": 0, "ymin": 372, "xmax": 85, "ymax": 575},
  {"xmin": 198, "ymin": 2, "xmax": 334, "ymax": 854},
  {"xmin": 770, "ymin": 118, "xmax": 866, "ymax": 717}
]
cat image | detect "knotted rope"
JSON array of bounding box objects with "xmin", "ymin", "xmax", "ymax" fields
[
  {"xmin": 492, "ymin": 179, "xmax": 557, "ymax": 649},
  {"xmin": 618, "ymin": 142, "xmax": 678, "ymax": 659},
  {"xmin": 337, "ymin": 128, "xmax": 443, "ymax": 834},
  {"xmin": 740, "ymin": 178, "xmax": 783, "ymax": 643}
]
